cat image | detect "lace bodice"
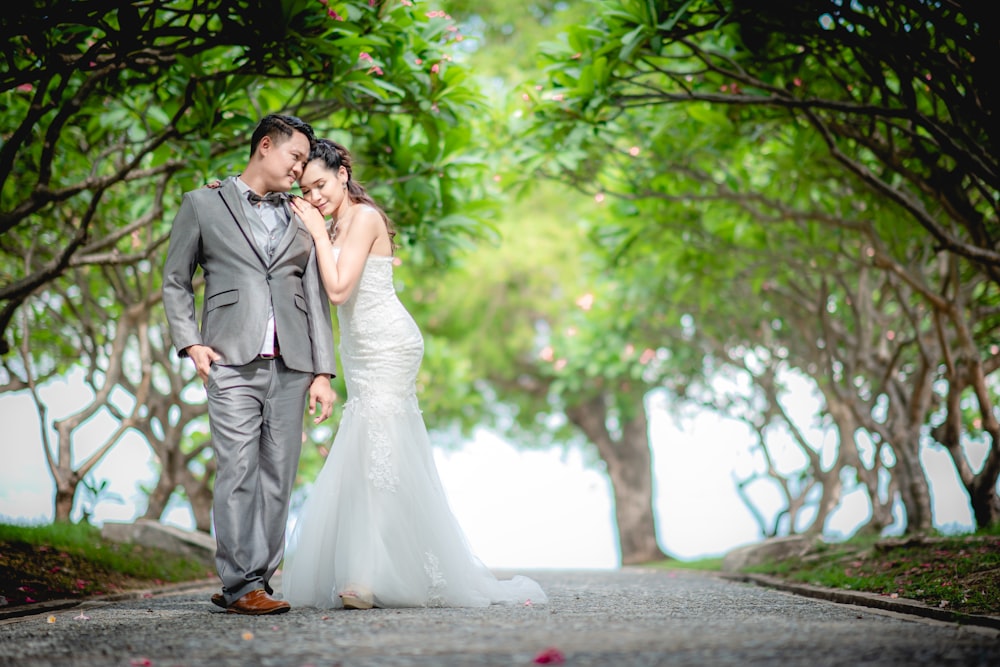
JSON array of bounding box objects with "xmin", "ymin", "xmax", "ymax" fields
[{"xmin": 336, "ymin": 249, "xmax": 423, "ymax": 399}]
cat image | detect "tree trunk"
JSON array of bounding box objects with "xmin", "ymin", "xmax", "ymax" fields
[
  {"xmin": 931, "ymin": 353, "xmax": 1000, "ymax": 530},
  {"xmin": 970, "ymin": 477, "xmax": 1000, "ymax": 528},
  {"xmin": 893, "ymin": 437, "xmax": 933, "ymax": 532},
  {"xmin": 566, "ymin": 391, "xmax": 667, "ymax": 565},
  {"xmin": 53, "ymin": 485, "xmax": 75, "ymax": 522},
  {"xmin": 142, "ymin": 476, "xmax": 175, "ymax": 522},
  {"xmin": 185, "ymin": 479, "xmax": 214, "ymax": 533}
]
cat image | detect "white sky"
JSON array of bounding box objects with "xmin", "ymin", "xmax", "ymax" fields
[{"xmin": 0, "ymin": 369, "xmax": 977, "ymax": 569}]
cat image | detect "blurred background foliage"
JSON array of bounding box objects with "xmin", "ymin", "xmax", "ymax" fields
[{"xmin": 1, "ymin": 0, "xmax": 996, "ymax": 565}]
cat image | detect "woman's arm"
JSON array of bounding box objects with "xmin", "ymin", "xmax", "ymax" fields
[{"xmin": 291, "ymin": 198, "xmax": 379, "ymax": 305}]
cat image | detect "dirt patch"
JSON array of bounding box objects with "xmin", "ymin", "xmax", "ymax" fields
[{"xmin": 1, "ymin": 540, "xmax": 172, "ymax": 608}]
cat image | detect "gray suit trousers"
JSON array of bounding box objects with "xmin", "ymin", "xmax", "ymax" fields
[{"xmin": 207, "ymin": 357, "xmax": 312, "ymax": 604}]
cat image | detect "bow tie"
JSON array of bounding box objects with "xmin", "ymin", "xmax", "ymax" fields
[{"xmin": 246, "ymin": 191, "xmax": 289, "ymax": 206}]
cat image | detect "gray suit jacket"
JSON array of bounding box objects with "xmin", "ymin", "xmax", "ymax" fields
[{"xmin": 162, "ymin": 178, "xmax": 336, "ymax": 376}]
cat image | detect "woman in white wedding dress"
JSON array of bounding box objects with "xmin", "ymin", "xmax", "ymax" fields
[{"xmin": 282, "ymin": 139, "xmax": 547, "ymax": 610}]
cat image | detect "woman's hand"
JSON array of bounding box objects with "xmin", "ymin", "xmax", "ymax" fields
[{"xmin": 291, "ymin": 197, "xmax": 329, "ymax": 242}]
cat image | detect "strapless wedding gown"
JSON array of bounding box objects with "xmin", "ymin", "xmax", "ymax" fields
[{"xmin": 281, "ymin": 249, "xmax": 546, "ymax": 608}]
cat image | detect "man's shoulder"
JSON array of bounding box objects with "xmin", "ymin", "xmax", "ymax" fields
[
  {"xmin": 183, "ymin": 178, "xmax": 235, "ymax": 202},
  {"xmin": 184, "ymin": 181, "xmax": 227, "ymax": 201}
]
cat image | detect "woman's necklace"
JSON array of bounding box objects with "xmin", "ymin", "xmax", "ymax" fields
[{"xmin": 331, "ymin": 202, "xmax": 355, "ymax": 241}]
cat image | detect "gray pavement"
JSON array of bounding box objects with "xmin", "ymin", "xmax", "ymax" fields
[{"xmin": 1, "ymin": 568, "xmax": 998, "ymax": 666}]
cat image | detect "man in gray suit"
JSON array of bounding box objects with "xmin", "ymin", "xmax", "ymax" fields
[{"xmin": 163, "ymin": 114, "xmax": 337, "ymax": 615}]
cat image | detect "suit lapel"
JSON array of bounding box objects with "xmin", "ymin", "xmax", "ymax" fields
[{"xmin": 217, "ymin": 180, "xmax": 268, "ymax": 268}]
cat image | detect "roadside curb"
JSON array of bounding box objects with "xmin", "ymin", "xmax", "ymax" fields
[
  {"xmin": 0, "ymin": 578, "xmax": 217, "ymax": 623},
  {"xmin": 721, "ymin": 572, "xmax": 1000, "ymax": 632}
]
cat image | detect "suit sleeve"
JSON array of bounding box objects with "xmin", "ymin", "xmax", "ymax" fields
[
  {"xmin": 162, "ymin": 194, "xmax": 203, "ymax": 357},
  {"xmin": 303, "ymin": 245, "xmax": 337, "ymax": 377}
]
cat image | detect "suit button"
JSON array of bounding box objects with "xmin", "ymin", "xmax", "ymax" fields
[{"xmin": 266, "ymin": 274, "xmax": 272, "ymax": 280}]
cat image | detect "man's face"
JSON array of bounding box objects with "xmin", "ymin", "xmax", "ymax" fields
[{"xmin": 260, "ymin": 131, "xmax": 310, "ymax": 192}]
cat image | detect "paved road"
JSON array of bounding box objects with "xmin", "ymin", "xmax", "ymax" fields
[{"xmin": 1, "ymin": 569, "xmax": 997, "ymax": 666}]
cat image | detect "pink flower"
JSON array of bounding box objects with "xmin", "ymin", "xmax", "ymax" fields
[
  {"xmin": 359, "ymin": 52, "xmax": 372, "ymax": 62},
  {"xmin": 430, "ymin": 63, "xmax": 439, "ymax": 74},
  {"xmin": 328, "ymin": 9, "xmax": 344, "ymax": 20},
  {"xmin": 534, "ymin": 647, "xmax": 566, "ymax": 664},
  {"xmin": 17, "ymin": 83, "xmax": 33, "ymax": 93},
  {"xmin": 367, "ymin": 66, "xmax": 383, "ymax": 76}
]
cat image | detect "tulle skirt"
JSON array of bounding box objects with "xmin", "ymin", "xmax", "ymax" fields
[{"xmin": 280, "ymin": 396, "xmax": 547, "ymax": 609}]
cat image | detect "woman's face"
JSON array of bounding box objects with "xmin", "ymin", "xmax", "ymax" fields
[{"xmin": 299, "ymin": 160, "xmax": 347, "ymax": 217}]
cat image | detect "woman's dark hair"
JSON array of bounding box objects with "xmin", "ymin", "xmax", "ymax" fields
[
  {"xmin": 250, "ymin": 114, "xmax": 316, "ymax": 158},
  {"xmin": 309, "ymin": 139, "xmax": 397, "ymax": 252}
]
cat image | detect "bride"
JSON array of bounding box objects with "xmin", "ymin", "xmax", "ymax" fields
[{"xmin": 282, "ymin": 139, "xmax": 547, "ymax": 610}]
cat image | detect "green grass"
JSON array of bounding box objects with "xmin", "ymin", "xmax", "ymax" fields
[
  {"xmin": 1, "ymin": 520, "xmax": 212, "ymax": 605},
  {"xmin": 742, "ymin": 530, "xmax": 1000, "ymax": 616},
  {"xmin": 635, "ymin": 528, "xmax": 1000, "ymax": 616},
  {"xmin": 643, "ymin": 556, "xmax": 725, "ymax": 571}
]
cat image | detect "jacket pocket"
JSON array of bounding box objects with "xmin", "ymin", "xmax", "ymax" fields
[
  {"xmin": 205, "ymin": 289, "xmax": 239, "ymax": 312},
  {"xmin": 294, "ymin": 293, "xmax": 307, "ymax": 313}
]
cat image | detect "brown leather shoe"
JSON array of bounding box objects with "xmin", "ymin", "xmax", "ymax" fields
[
  {"xmin": 226, "ymin": 590, "xmax": 291, "ymax": 615},
  {"xmin": 211, "ymin": 593, "xmax": 226, "ymax": 609}
]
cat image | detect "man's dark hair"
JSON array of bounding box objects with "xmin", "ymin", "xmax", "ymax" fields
[{"xmin": 249, "ymin": 114, "xmax": 316, "ymax": 158}]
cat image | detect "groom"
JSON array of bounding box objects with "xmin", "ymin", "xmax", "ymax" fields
[{"xmin": 163, "ymin": 114, "xmax": 337, "ymax": 615}]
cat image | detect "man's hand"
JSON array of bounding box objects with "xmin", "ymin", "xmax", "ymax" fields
[
  {"xmin": 186, "ymin": 344, "xmax": 222, "ymax": 384},
  {"xmin": 308, "ymin": 374, "xmax": 335, "ymax": 424}
]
